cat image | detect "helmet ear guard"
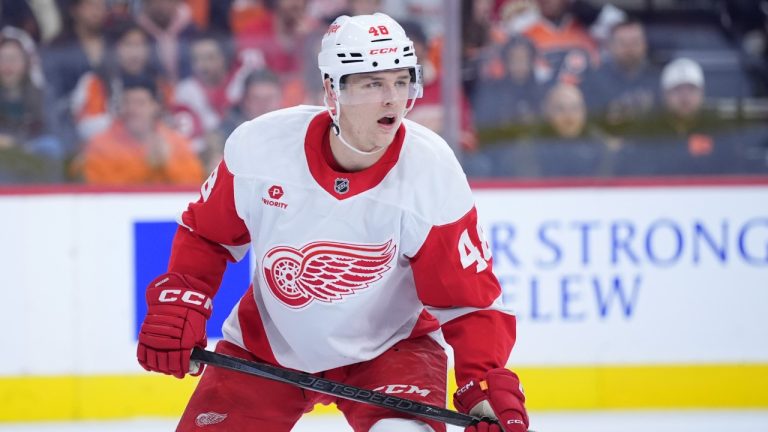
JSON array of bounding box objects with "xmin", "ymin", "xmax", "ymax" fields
[{"xmin": 410, "ymin": 64, "xmax": 424, "ymax": 99}]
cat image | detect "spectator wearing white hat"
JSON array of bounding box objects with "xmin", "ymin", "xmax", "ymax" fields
[
  {"xmin": 661, "ymin": 57, "xmax": 705, "ymax": 132},
  {"xmin": 614, "ymin": 57, "xmax": 753, "ymax": 176}
]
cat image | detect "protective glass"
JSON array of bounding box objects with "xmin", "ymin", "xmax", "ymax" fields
[{"xmin": 337, "ymin": 66, "xmax": 422, "ymax": 105}]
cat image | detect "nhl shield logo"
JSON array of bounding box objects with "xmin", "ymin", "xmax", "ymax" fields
[{"xmin": 334, "ymin": 178, "xmax": 350, "ymax": 194}]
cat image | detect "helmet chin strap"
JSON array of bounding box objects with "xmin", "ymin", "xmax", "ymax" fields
[
  {"xmin": 322, "ymin": 85, "xmax": 420, "ymax": 157},
  {"xmin": 325, "ymin": 95, "xmax": 387, "ymax": 156},
  {"xmin": 332, "ymin": 123, "xmax": 386, "ymax": 156}
]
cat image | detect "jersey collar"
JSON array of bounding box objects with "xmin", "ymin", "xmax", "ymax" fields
[{"xmin": 304, "ymin": 111, "xmax": 405, "ymax": 200}]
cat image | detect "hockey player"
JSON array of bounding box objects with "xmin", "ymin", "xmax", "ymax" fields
[{"xmin": 136, "ymin": 13, "xmax": 528, "ymax": 432}]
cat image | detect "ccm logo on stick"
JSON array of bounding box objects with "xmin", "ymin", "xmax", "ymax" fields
[
  {"xmin": 159, "ymin": 289, "xmax": 212, "ymax": 310},
  {"xmin": 373, "ymin": 384, "xmax": 431, "ymax": 397}
]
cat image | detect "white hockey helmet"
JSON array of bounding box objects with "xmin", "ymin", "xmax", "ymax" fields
[{"xmin": 318, "ymin": 13, "xmax": 423, "ymax": 103}]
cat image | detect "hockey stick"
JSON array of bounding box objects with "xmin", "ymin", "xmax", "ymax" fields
[{"xmin": 190, "ymin": 347, "xmax": 493, "ymax": 428}]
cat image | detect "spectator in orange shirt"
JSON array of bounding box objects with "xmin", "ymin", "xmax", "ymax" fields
[
  {"xmin": 82, "ymin": 76, "xmax": 203, "ymax": 185},
  {"xmin": 72, "ymin": 22, "xmax": 171, "ymax": 142}
]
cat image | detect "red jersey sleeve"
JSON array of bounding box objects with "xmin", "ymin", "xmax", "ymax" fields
[
  {"xmin": 168, "ymin": 160, "xmax": 251, "ymax": 290},
  {"xmin": 409, "ymin": 206, "xmax": 517, "ymax": 386}
]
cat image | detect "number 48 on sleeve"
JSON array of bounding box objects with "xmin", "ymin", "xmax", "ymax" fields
[{"xmin": 458, "ymin": 224, "xmax": 492, "ymax": 272}]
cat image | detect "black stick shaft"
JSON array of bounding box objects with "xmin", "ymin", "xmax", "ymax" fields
[{"xmin": 190, "ymin": 347, "xmax": 480, "ymax": 427}]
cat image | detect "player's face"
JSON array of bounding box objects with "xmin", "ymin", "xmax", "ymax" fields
[{"xmin": 337, "ymin": 69, "xmax": 412, "ymax": 151}]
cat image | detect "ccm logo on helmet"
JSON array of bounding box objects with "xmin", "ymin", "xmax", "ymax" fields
[
  {"xmin": 158, "ymin": 289, "xmax": 212, "ymax": 310},
  {"xmin": 369, "ymin": 47, "xmax": 398, "ymax": 55}
]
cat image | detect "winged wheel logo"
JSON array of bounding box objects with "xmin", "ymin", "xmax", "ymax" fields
[{"xmin": 262, "ymin": 240, "xmax": 396, "ymax": 308}]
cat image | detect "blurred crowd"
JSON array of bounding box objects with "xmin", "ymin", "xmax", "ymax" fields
[{"xmin": 0, "ymin": 0, "xmax": 767, "ymax": 185}]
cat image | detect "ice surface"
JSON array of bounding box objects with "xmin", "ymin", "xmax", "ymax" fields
[{"xmin": 1, "ymin": 411, "xmax": 767, "ymax": 431}]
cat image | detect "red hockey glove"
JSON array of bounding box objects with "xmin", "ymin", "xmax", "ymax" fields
[
  {"xmin": 454, "ymin": 368, "xmax": 529, "ymax": 432},
  {"xmin": 137, "ymin": 273, "xmax": 213, "ymax": 378}
]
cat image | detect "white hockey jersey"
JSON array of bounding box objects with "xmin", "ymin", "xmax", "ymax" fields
[{"xmin": 170, "ymin": 105, "xmax": 516, "ymax": 383}]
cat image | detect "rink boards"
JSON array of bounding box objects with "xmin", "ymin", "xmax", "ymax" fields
[{"xmin": 1, "ymin": 181, "xmax": 767, "ymax": 420}]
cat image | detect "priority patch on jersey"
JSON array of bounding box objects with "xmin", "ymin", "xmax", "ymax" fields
[{"xmin": 262, "ymin": 184, "xmax": 288, "ymax": 209}]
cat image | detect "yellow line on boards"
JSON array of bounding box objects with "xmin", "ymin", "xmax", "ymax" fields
[
  {"xmin": 0, "ymin": 374, "xmax": 197, "ymax": 421},
  {"xmin": 517, "ymin": 363, "xmax": 768, "ymax": 410},
  {"xmin": 1, "ymin": 364, "xmax": 767, "ymax": 422}
]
